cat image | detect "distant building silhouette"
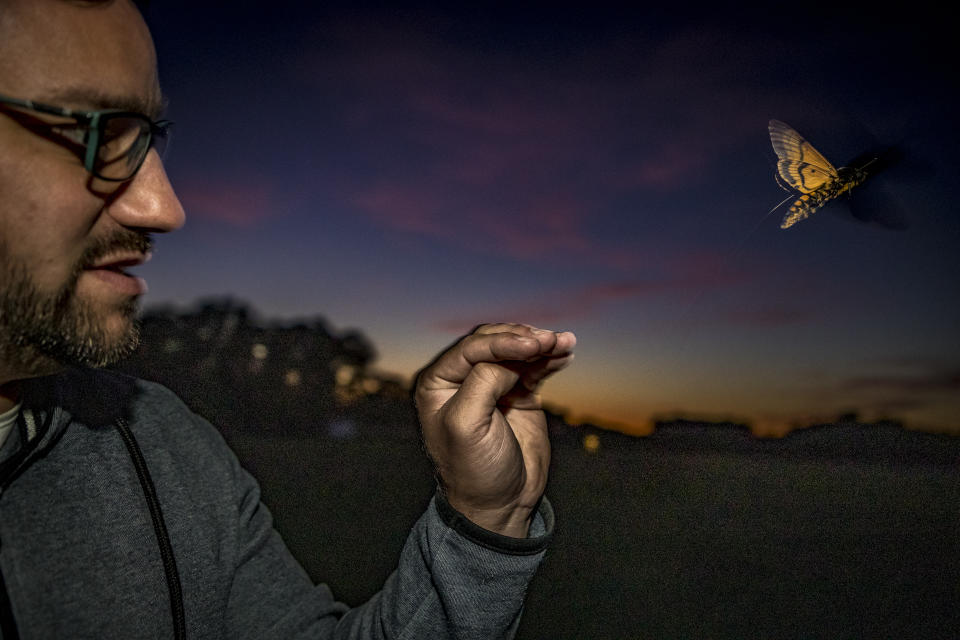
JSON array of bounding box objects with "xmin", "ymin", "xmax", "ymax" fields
[
  {"xmin": 112, "ymin": 298, "xmax": 958, "ymax": 464},
  {"xmin": 112, "ymin": 298, "xmax": 412, "ymax": 438}
]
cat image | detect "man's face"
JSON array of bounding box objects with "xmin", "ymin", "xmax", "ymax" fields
[{"xmin": 0, "ymin": 0, "xmax": 184, "ymax": 380}]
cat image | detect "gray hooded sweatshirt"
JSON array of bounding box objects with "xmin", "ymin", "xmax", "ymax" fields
[{"xmin": 0, "ymin": 368, "xmax": 553, "ymax": 639}]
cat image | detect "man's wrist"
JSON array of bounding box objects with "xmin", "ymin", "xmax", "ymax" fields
[
  {"xmin": 447, "ymin": 500, "xmax": 533, "ymax": 538},
  {"xmin": 433, "ymin": 491, "xmax": 555, "ymax": 555}
]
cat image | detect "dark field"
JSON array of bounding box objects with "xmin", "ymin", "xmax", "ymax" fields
[{"xmin": 226, "ymin": 427, "xmax": 959, "ymax": 640}]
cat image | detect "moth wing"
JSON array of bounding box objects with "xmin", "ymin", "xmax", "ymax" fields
[{"xmin": 768, "ymin": 119, "xmax": 839, "ymax": 193}]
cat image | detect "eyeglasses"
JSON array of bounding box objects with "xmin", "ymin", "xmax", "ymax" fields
[{"xmin": 0, "ymin": 92, "xmax": 171, "ymax": 182}]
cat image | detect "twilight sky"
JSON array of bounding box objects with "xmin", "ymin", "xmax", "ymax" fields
[{"xmin": 139, "ymin": 3, "xmax": 959, "ymax": 436}]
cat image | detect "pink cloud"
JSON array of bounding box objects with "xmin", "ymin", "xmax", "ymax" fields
[
  {"xmin": 350, "ymin": 184, "xmax": 447, "ymax": 237},
  {"xmin": 176, "ymin": 179, "xmax": 274, "ymax": 228},
  {"xmin": 349, "ymin": 182, "xmax": 593, "ymax": 260},
  {"xmin": 433, "ymin": 267, "xmax": 749, "ymax": 333},
  {"xmin": 612, "ymin": 142, "xmax": 711, "ymax": 191},
  {"xmin": 292, "ymin": 19, "xmax": 799, "ymax": 271},
  {"xmin": 433, "ymin": 281, "xmax": 654, "ymax": 333}
]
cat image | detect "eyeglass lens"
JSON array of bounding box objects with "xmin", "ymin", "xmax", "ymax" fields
[{"xmin": 96, "ymin": 115, "xmax": 154, "ymax": 180}]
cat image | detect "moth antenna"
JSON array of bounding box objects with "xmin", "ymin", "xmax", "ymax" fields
[
  {"xmin": 726, "ymin": 194, "xmax": 793, "ymax": 260},
  {"xmin": 766, "ymin": 193, "xmax": 793, "ymax": 217}
]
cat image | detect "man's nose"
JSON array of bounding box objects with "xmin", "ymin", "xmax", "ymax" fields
[{"xmin": 105, "ymin": 149, "xmax": 185, "ymax": 232}]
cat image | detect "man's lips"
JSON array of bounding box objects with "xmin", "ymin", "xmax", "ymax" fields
[
  {"xmin": 86, "ymin": 251, "xmax": 152, "ymax": 272},
  {"xmin": 83, "ymin": 252, "xmax": 151, "ymax": 295}
]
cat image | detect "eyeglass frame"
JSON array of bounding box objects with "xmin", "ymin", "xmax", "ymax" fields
[{"xmin": 0, "ymin": 92, "xmax": 172, "ymax": 182}]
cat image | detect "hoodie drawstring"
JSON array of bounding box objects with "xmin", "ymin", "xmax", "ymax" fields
[
  {"xmin": 0, "ymin": 416, "xmax": 186, "ymax": 639},
  {"xmin": 114, "ymin": 418, "xmax": 187, "ymax": 640}
]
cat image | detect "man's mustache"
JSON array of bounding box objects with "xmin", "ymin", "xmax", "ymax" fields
[
  {"xmin": 58, "ymin": 231, "xmax": 154, "ymax": 294},
  {"xmin": 78, "ymin": 231, "xmax": 153, "ymax": 271}
]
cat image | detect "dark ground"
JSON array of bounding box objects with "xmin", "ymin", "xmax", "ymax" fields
[{"xmin": 225, "ymin": 422, "xmax": 959, "ymax": 640}]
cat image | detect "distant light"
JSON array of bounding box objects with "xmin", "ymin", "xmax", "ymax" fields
[
  {"xmin": 251, "ymin": 343, "xmax": 268, "ymax": 360},
  {"xmin": 362, "ymin": 377, "xmax": 381, "ymax": 394},
  {"xmin": 335, "ymin": 365, "xmax": 355, "ymax": 387},
  {"xmin": 583, "ymin": 434, "xmax": 600, "ymax": 454},
  {"xmin": 284, "ymin": 369, "xmax": 302, "ymax": 387}
]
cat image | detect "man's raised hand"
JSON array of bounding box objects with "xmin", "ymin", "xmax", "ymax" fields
[{"xmin": 415, "ymin": 324, "xmax": 576, "ymax": 538}]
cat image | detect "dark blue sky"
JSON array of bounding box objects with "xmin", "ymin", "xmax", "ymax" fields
[{"xmin": 138, "ymin": 2, "xmax": 959, "ymax": 435}]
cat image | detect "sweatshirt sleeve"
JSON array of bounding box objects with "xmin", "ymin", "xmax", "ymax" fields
[
  {"xmin": 217, "ymin": 426, "xmax": 554, "ymax": 640},
  {"xmin": 334, "ymin": 493, "xmax": 554, "ymax": 639}
]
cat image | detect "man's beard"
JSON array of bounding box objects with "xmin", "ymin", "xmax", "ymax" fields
[{"xmin": 0, "ymin": 231, "xmax": 152, "ymax": 374}]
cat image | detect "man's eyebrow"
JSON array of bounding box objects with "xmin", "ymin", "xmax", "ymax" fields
[{"xmin": 39, "ymin": 87, "xmax": 168, "ymax": 120}]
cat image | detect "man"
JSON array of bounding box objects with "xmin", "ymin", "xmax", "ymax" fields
[{"xmin": 0, "ymin": 0, "xmax": 576, "ymax": 638}]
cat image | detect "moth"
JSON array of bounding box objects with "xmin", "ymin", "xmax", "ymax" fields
[{"xmin": 768, "ymin": 119, "xmax": 882, "ymax": 229}]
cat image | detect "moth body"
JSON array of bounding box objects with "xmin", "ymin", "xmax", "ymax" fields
[
  {"xmin": 781, "ymin": 164, "xmax": 871, "ymax": 229},
  {"xmin": 768, "ymin": 119, "xmax": 878, "ymax": 229}
]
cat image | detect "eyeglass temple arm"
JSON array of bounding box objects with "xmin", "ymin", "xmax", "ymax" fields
[{"xmin": 83, "ymin": 112, "xmax": 102, "ymax": 174}]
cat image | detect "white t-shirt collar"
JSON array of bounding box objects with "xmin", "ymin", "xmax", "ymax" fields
[{"xmin": 0, "ymin": 401, "xmax": 21, "ymax": 450}]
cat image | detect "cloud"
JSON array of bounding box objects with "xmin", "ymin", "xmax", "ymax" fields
[
  {"xmin": 291, "ymin": 19, "xmax": 784, "ymax": 269},
  {"xmin": 433, "ymin": 280, "xmax": 652, "ymax": 332},
  {"xmin": 843, "ymin": 369, "xmax": 960, "ymax": 394},
  {"xmin": 819, "ymin": 365, "xmax": 960, "ymax": 423},
  {"xmin": 176, "ymin": 179, "xmax": 274, "ymax": 228},
  {"xmin": 611, "ymin": 141, "xmax": 711, "ymax": 192},
  {"xmin": 433, "ymin": 264, "xmax": 750, "ymax": 332},
  {"xmin": 349, "ymin": 181, "xmax": 592, "ymax": 261}
]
